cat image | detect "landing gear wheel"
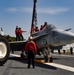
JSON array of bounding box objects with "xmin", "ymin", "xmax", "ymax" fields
[
  {"xmin": 44, "ymin": 56, "xmax": 48, "ymax": 62},
  {"xmin": 42, "ymin": 48, "xmax": 48, "ymax": 62},
  {"xmin": 20, "ymin": 52, "xmax": 25, "ymax": 58},
  {"xmin": 49, "ymin": 56, "xmax": 53, "ymax": 62},
  {"xmin": 0, "ymin": 35, "xmax": 10, "ymax": 66}
]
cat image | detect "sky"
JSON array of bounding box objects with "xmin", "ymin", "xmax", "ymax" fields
[{"xmin": 0, "ymin": 0, "xmax": 74, "ymax": 39}]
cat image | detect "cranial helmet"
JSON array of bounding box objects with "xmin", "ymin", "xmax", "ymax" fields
[{"xmin": 28, "ymin": 36, "xmax": 33, "ymax": 41}]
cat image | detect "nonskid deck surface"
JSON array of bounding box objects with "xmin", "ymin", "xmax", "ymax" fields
[{"xmin": 10, "ymin": 53, "xmax": 74, "ymax": 72}]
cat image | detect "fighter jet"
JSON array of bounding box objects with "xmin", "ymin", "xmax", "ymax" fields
[
  {"xmin": 28, "ymin": 0, "xmax": 74, "ymax": 62},
  {"xmin": 31, "ymin": 24, "xmax": 74, "ymax": 62},
  {"xmin": 0, "ymin": 0, "xmax": 74, "ymax": 66}
]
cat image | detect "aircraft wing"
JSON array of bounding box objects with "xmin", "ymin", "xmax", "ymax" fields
[
  {"xmin": 64, "ymin": 28, "xmax": 71, "ymax": 31},
  {"xmin": 9, "ymin": 41, "xmax": 27, "ymax": 51}
]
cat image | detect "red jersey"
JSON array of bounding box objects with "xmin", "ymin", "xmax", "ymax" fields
[
  {"xmin": 25, "ymin": 41, "xmax": 37, "ymax": 53},
  {"xmin": 19, "ymin": 30, "xmax": 25, "ymax": 35},
  {"xmin": 40, "ymin": 25, "xmax": 44, "ymax": 30},
  {"xmin": 34, "ymin": 28, "xmax": 39, "ymax": 32},
  {"xmin": 15, "ymin": 29, "xmax": 19, "ymax": 35}
]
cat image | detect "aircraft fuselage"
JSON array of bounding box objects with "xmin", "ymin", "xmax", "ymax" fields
[{"xmin": 32, "ymin": 24, "xmax": 74, "ymax": 49}]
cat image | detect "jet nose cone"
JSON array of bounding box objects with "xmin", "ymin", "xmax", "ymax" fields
[
  {"xmin": 65, "ymin": 32, "xmax": 74, "ymax": 43},
  {"xmin": 70, "ymin": 34, "xmax": 74, "ymax": 42},
  {"xmin": 59, "ymin": 31, "xmax": 74, "ymax": 45}
]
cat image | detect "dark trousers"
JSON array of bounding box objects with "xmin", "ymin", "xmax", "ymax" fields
[
  {"xmin": 20, "ymin": 34, "xmax": 24, "ymax": 41},
  {"xmin": 27, "ymin": 50, "xmax": 35, "ymax": 68},
  {"xmin": 16, "ymin": 34, "xmax": 20, "ymax": 41}
]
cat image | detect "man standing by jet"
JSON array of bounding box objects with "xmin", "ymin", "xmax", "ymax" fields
[
  {"xmin": 19, "ymin": 27, "xmax": 26, "ymax": 41},
  {"xmin": 43, "ymin": 22, "xmax": 48, "ymax": 28},
  {"xmin": 15, "ymin": 26, "xmax": 20, "ymax": 41},
  {"xmin": 34, "ymin": 26, "xmax": 39, "ymax": 32},
  {"xmin": 25, "ymin": 36, "xmax": 37, "ymax": 68},
  {"xmin": 70, "ymin": 47, "xmax": 73, "ymax": 55}
]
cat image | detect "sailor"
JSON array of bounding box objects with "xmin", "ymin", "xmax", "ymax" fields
[
  {"xmin": 15, "ymin": 26, "xmax": 20, "ymax": 41},
  {"xmin": 25, "ymin": 36, "xmax": 37, "ymax": 68},
  {"xmin": 34, "ymin": 26, "xmax": 39, "ymax": 32},
  {"xmin": 40, "ymin": 25, "xmax": 44, "ymax": 30},
  {"xmin": 19, "ymin": 27, "xmax": 26, "ymax": 41},
  {"xmin": 43, "ymin": 22, "xmax": 47, "ymax": 28}
]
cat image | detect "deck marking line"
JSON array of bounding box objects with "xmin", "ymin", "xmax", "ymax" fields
[
  {"xmin": 45, "ymin": 63, "xmax": 74, "ymax": 72},
  {"xmin": 10, "ymin": 54, "xmax": 20, "ymax": 57}
]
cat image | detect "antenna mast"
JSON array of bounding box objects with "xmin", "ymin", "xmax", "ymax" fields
[{"xmin": 30, "ymin": 0, "xmax": 37, "ymax": 35}]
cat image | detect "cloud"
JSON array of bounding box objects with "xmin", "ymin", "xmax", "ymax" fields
[
  {"xmin": 5, "ymin": 7, "xmax": 32, "ymax": 13},
  {"xmin": 5, "ymin": 8, "xmax": 18, "ymax": 13},
  {"xmin": 5, "ymin": 7, "xmax": 70, "ymax": 15},
  {"xmin": 37, "ymin": 7, "xmax": 70, "ymax": 15}
]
